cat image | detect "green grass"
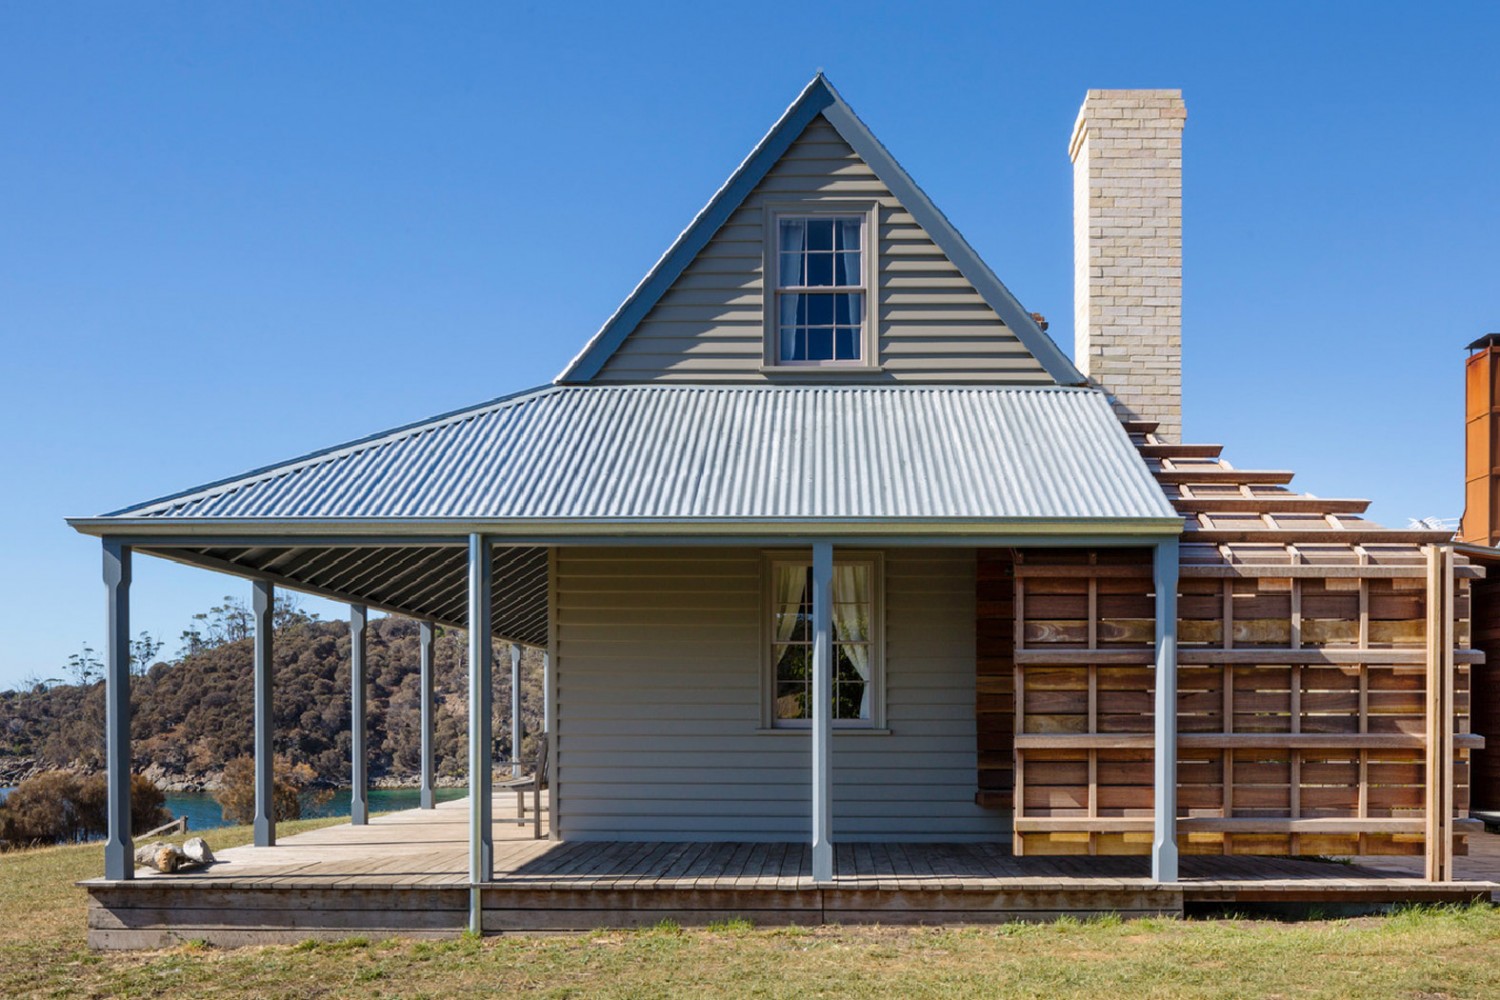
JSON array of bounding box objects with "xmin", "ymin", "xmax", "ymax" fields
[{"xmin": 3, "ymin": 829, "xmax": 1500, "ymax": 998}]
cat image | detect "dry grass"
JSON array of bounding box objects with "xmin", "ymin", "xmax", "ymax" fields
[{"xmin": 3, "ymin": 829, "xmax": 1499, "ymax": 999}]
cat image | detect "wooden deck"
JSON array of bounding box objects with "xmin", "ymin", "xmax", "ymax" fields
[{"xmin": 84, "ymin": 796, "xmax": 1500, "ymax": 948}]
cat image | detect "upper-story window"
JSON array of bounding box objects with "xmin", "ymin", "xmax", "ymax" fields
[{"xmin": 764, "ymin": 205, "xmax": 877, "ymax": 368}]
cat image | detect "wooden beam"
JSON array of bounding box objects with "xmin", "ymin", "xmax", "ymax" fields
[
  {"xmin": 1138, "ymin": 443, "xmax": 1224, "ymax": 459},
  {"xmin": 1426, "ymin": 545, "xmax": 1456, "ymax": 882},
  {"xmin": 1154, "ymin": 469, "xmax": 1295, "ymax": 485},
  {"xmin": 1188, "ymin": 529, "xmax": 1459, "ymax": 545},
  {"xmin": 1171, "ymin": 497, "xmax": 1371, "ymax": 515}
]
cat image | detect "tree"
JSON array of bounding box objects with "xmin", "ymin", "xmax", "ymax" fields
[
  {"xmin": 273, "ymin": 593, "xmax": 318, "ymax": 631},
  {"xmin": 129, "ymin": 632, "xmax": 164, "ymax": 677},
  {"xmin": 214, "ymin": 754, "xmax": 327, "ymax": 824},
  {"xmin": 66, "ymin": 646, "xmax": 102, "ymax": 687}
]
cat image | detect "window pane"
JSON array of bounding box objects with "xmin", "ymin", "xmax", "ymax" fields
[
  {"xmin": 835, "ymin": 328, "xmax": 858, "ymax": 361},
  {"xmin": 833, "ymin": 563, "xmax": 871, "ymax": 604},
  {"xmin": 807, "ymin": 294, "xmax": 834, "ymax": 326},
  {"xmin": 806, "ymin": 218, "xmax": 833, "ymax": 251},
  {"xmin": 775, "ymin": 643, "xmax": 807, "ymax": 683},
  {"xmin": 779, "ymin": 219, "xmax": 806, "ymax": 255},
  {"xmin": 835, "ymin": 292, "xmax": 861, "ymax": 326},
  {"xmin": 835, "ymin": 251, "xmax": 861, "ymax": 286},
  {"xmin": 805, "ymin": 250, "xmax": 833, "ymax": 286},
  {"xmin": 776, "ymin": 681, "xmax": 808, "ymax": 720},
  {"xmin": 837, "ymin": 218, "xmax": 861, "ymax": 251},
  {"xmin": 807, "ymin": 328, "xmax": 834, "ymax": 361},
  {"xmin": 781, "ymin": 294, "xmax": 801, "ymax": 328},
  {"xmin": 779, "ymin": 327, "xmax": 802, "ymax": 361},
  {"xmin": 779, "ymin": 251, "xmax": 804, "ymax": 287}
]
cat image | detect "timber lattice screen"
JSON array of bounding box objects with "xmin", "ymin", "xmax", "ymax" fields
[{"xmin": 989, "ymin": 422, "xmax": 1480, "ymax": 860}]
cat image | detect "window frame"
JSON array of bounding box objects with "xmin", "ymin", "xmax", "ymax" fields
[
  {"xmin": 761, "ymin": 201, "xmax": 880, "ymax": 371},
  {"xmin": 760, "ymin": 550, "xmax": 886, "ymax": 730}
]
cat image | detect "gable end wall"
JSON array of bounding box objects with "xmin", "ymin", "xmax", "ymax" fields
[{"xmin": 593, "ymin": 117, "xmax": 1053, "ymax": 384}]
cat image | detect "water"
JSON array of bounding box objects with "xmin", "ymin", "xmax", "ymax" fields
[
  {"xmin": 2, "ymin": 784, "xmax": 464, "ymax": 831},
  {"xmin": 162, "ymin": 787, "xmax": 468, "ymax": 833}
]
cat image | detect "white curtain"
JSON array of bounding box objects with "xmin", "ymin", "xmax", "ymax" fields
[
  {"xmin": 773, "ymin": 564, "xmax": 805, "ymax": 645},
  {"xmin": 778, "ymin": 219, "xmax": 806, "ymax": 286},
  {"xmin": 831, "ymin": 564, "xmax": 871, "ymax": 720}
]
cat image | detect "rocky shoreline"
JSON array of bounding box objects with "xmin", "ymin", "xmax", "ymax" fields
[{"xmin": 2, "ymin": 757, "xmax": 468, "ymax": 794}]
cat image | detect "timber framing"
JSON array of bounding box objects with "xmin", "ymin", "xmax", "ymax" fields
[{"xmin": 996, "ymin": 420, "xmax": 1479, "ymax": 870}]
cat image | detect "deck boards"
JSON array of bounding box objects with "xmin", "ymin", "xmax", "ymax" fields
[{"xmin": 84, "ymin": 796, "xmax": 1500, "ymax": 948}]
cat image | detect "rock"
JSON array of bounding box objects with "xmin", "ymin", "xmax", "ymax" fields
[
  {"xmin": 181, "ymin": 837, "xmax": 214, "ymax": 865},
  {"xmin": 132, "ymin": 840, "xmax": 212, "ymax": 874},
  {"xmin": 133, "ymin": 841, "xmax": 165, "ymax": 867}
]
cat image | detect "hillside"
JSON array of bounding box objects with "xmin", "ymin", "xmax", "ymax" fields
[{"xmin": 0, "ymin": 615, "xmax": 545, "ymax": 790}]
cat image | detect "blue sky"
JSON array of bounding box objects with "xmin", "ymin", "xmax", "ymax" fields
[{"xmin": 1, "ymin": 2, "xmax": 1495, "ymax": 689}]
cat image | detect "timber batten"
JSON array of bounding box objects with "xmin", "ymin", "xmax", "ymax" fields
[{"xmin": 1004, "ymin": 424, "xmax": 1477, "ymax": 861}]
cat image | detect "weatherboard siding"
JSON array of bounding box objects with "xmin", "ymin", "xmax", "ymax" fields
[
  {"xmin": 593, "ymin": 116, "xmax": 1052, "ymax": 384},
  {"xmin": 553, "ymin": 546, "xmax": 1012, "ymax": 842}
]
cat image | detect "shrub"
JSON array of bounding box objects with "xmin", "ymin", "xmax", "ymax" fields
[
  {"xmin": 213, "ymin": 754, "xmax": 328, "ymax": 824},
  {"xmin": 0, "ymin": 770, "xmax": 169, "ymax": 849}
]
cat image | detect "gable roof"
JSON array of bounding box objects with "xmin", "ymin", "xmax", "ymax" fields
[
  {"xmin": 556, "ymin": 74, "xmax": 1084, "ymax": 386},
  {"xmin": 73, "ymin": 384, "xmax": 1176, "ymax": 530}
]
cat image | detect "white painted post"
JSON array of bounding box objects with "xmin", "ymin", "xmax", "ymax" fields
[
  {"xmin": 468, "ymin": 534, "xmax": 494, "ymax": 933},
  {"xmin": 1152, "ymin": 538, "xmax": 1180, "ymax": 883},
  {"xmin": 350, "ymin": 604, "xmax": 368, "ymax": 826},
  {"xmin": 102, "ymin": 540, "xmax": 133, "ymax": 881},
  {"xmin": 510, "ymin": 643, "xmax": 523, "ymax": 780},
  {"xmin": 419, "ymin": 621, "xmax": 436, "ymax": 810},
  {"xmin": 811, "ymin": 542, "xmax": 834, "ymax": 883},
  {"xmin": 252, "ymin": 580, "xmax": 275, "ymax": 847}
]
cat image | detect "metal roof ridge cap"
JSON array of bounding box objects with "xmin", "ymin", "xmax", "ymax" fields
[{"xmin": 98, "ymin": 383, "xmax": 565, "ymax": 519}]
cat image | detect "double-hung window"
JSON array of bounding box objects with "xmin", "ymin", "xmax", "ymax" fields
[
  {"xmin": 765, "ymin": 205, "xmax": 876, "ymax": 368},
  {"xmin": 765, "ymin": 554, "xmax": 883, "ymax": 728}
]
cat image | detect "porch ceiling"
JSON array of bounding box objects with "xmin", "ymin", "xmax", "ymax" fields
[{"xmin": 143, "ymin": 542, "xmax": 550, "ymax": 647}]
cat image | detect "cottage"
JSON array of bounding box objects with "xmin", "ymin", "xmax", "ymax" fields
[{"xmin": 71, "ymin": 76, "xmax": 1488, "ymax": 945}]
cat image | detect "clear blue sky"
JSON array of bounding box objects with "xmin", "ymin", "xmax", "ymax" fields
[{"xmin": 1, "ymin": 2, "xmax": 1495, "ymax": 689}]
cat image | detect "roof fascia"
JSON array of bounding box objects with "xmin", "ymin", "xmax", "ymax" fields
[
  {"xmin": 71, "ymin": 516, "xmax": 1186, "ymax": 542},
  {"xmin": 556, "ymin": 76, "xmax": 836, "ymax": 383}
]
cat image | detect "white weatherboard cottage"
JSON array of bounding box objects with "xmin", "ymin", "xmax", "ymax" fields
[{"xmin": 72, "ymin": 77, "xmax": 1474, "ymax": 936}]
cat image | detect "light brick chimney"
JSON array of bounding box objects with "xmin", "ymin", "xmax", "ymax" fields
[{"xmin": 1070, "ymin": 89, "xmax": 1186, "ymax": 440}]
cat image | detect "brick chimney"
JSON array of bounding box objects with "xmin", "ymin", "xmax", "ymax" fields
[{"xmin": 1070, "ymin": 90, "xmax": 1186, "ymax": 440}]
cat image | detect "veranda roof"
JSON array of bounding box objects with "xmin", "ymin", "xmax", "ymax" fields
[
  {"xmin": 75, "ymin": 384, "xmax": 1178, "ymax": 530},
  {"xmin": 67, "ymin": 384, "xmax": 1177, "ymax": 646}
]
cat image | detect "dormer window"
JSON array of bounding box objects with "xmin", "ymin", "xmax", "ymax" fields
[{"xmin": 764, "ymin": 203, "xmax": 878, "ymax": 369}]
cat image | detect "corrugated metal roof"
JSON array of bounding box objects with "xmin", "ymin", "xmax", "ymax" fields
[{"xmin": 103, "ymin": 384, "xmax": 1176, "ymax": 524}]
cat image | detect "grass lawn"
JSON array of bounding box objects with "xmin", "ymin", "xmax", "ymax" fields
[{"xmin": 2, "ymin": 828, "xmax": 1499, "ymax": 999}]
